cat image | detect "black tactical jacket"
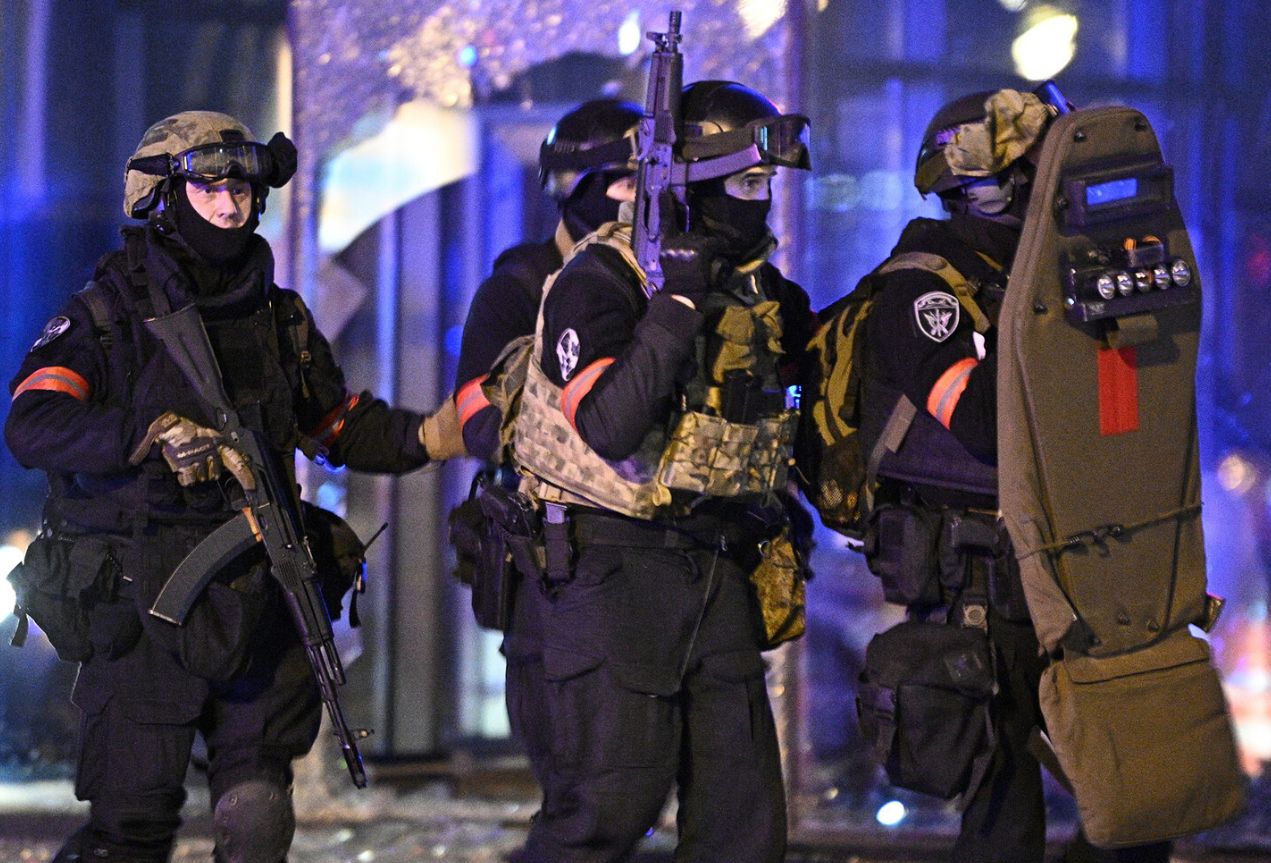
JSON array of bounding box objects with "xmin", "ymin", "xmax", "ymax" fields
[
  {"xmin": 540, "ymin": 240, "xmax": 814, "ymax": 462},
  {"xmin": 6, "ymin": 224, "xmax": 429, "ymax": 534},
  {"xmin": 455, "ymin": 237, "xmax": 563, "ymax": 460},
  {"xmin": 864, "ymin": 215, "xmax": 1018, "ymax": 465}
]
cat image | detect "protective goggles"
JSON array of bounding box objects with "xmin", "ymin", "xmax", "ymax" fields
[
  {"xmin": 127, "ymin": 141, "xmax": 272, "ymax": 185},
  {"xmin": 679, "ymin": 114, "xmax": 811, "ymax": 181}
]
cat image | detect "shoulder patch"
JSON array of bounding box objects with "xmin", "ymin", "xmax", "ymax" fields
[
  {"xmin": 913, "ymin": 292, "xmax": 960, "ymax": 343},
  {"xmin": 556, "ymin": 328, "xmax": 580, "ymax": 381},
  {"xmin": 31, "ymin": 316, "xmax": 72, "ymax": 351}
]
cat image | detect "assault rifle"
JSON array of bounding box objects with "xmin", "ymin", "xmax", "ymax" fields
[
  {"xmin": 143, "ymin": 304, "xmax": 369, "ymax": 788},
  {"xmin": 631, "ymin": 10, "xmax": 685, "ymax": 296}
]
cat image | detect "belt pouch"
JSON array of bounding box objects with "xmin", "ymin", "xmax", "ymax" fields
[
  {"xmin": 856, "ymin": 619, "xmax": 995, "ymax": 800},
  {"xmin": 864, "ymin": 504, "xmax": 942, "ymax": 606}
]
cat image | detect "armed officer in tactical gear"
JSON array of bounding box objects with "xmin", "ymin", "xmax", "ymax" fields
[
  {"xmin": 858, "ymin": 90, "xmax": 1171, "ymax": 863},
  {"xmin": 510, "ymin": 80, "xmax": 814, "ymax": 863},
  {"xmin": 6, "ymin": 111, "xmax": 443, "ymax": 863},
  {"xmin": 456, "ymin": 98, "xmax": 641, "ymax": 458},
  {"xmin": 452, "ymin": 98, "xmax": 641, "ymax": 789}
]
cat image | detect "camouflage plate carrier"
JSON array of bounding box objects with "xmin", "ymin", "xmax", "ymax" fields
[{"xmin": 513, "ymin": 222, "xmax": 797, "ymax": 519}]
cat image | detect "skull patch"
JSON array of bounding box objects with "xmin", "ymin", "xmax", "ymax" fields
[{"xmin": 556, "ymin": 328, "xmax": 580, "ymax": 381}]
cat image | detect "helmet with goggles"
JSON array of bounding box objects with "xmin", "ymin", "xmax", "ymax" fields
[
  {"xmin": 676, "ymin": 80, "xmax": 811, "ymax": 183},
  {"xmin": 539, "ymin": 99, "xmax": 642, "ymax": 201},
  {"xmin": 123, "ymin": 110, "xmax": 296, "ymax": 219}
]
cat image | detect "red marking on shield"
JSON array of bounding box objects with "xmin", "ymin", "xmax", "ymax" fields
[{"xmin": 1098, "ymin": 346, "xmax": 1139, "ymax": 436}]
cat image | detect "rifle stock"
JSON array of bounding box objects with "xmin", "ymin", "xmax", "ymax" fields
[
  {"xmin": 144, "ymin": 308, "xmax": 370, "ymax": 788},
  {"xmin": 632, "ymin": 10, "xmax": 685, "ymax": 296}
]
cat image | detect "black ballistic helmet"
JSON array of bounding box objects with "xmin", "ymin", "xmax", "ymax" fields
[
  {"xmin": 539, "ymin": 99, "xmax": 642, "ymax": 200},
  {"xmin": 678, "ymin": 80, "xmax": 811, "ymax": 182},
  {"xmin": 914, "ymin": 90, "xmax": 1002, "ymax": 197}
]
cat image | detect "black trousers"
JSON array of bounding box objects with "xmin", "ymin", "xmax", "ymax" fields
[
  {"xmin": 504, "ymin": 570, "xmax": 553, "ymax": 787},
  {"xmin": 519, "ymin": 529, "xmax": 786, "ymax": 863},
  {"xmin": 952, "ymin": 614, "xmax": 1048, "ymax": 863},
  {"xmin": 68, "ymin": 584, "xmax": 320, "ymax": 860}
]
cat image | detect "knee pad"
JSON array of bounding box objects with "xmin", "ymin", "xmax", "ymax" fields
[{"xmin": 212, "ymin": 780, "xmax": 296, "ymax": 863}]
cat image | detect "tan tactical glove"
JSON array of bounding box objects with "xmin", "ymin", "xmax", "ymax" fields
[
  {"xmin": 128, "ymin": 411, "xmax": 251, "ymax": 488},
  {"xmin": 418, "ymin": 395, "xmax": 467, "ymax": 462}
]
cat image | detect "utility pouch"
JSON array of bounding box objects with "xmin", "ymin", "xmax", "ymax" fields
[
  {"xmin": 471, "ymin": 481, "xmax": 541, "ymax": 631},
  {"xmin": 856, "ymin": 620, "xmax": 996, "ymax": 801},
  {"xmin": 447, "ymin": 495, "xmax": 485, "ymax": 588},
  {"xmin": 748, "ymin": 528, "xmax": 807, "ymax": 650},
  {"xmin": 7, "ymin": 534, "xmax": 122, "ymax": 662},
  {"xmin": 863, "ymin": 504, "xmax": 942, "ymax": 606},
  {"xmin": 1039, "ymin": 630, "xmax": 1246, "ymax": 847},
  {"xmin": 301, "ymin": 502, "xmax": 367, "ymax": 625},
  {"xmin": 989, "ymin": 545, "xmax": 1030, "ymax": 622},
  {"xmin": 659, "ymin": 409, "xmax": 796, "ymax": 498}
]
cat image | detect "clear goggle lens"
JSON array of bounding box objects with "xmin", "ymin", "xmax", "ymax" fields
[
  {"xmin": 173, "ymin": 142, "xmax": 270, "ymax": 182},
  {"xmin": 129, "ymin": 141, "xmax": 271, "ymax": 184},
  {"xmin": 753, "ymin": 115, "xmax": 811, "ymax": 169}
]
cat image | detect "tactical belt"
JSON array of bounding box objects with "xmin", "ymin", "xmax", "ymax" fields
[{"xmin": 569, "ymin": 508, "xmax": 754, "ymax": 554}]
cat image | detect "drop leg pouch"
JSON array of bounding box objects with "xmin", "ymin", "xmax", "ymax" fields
[
  {"xmin": 856, "ymin": 620, "xmax": 996, "ymax": 800},
  {"xmin": 1038, "ymin": 630, "xmax": 1246, "ymax": 847}
]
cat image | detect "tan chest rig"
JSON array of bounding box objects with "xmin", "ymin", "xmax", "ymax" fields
[{"xmin": 512, "ymin": 223, "xmax": 797, "ymax": 520}]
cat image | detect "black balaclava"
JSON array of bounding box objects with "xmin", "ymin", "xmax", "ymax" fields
[
  {"xmin": 688, "ymin": 176, "xmax": 772, "ymax": 263},
  {"xmin": 172, "ymin": 179, "xmax": 259, "ymax": 270},
  {"xmin": 561, "ymin": 171, "xmax": 628, "ymax": 242},
  {"xmin": 947, "ymin": 210, "xmax": 1022, "ymax": 270}
]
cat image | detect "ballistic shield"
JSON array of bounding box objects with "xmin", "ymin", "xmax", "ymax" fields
[{"xmin": 997, "ymin": 105, "xmax": 1245, "ymax": 845}]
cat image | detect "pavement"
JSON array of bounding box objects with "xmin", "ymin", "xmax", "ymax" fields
[{"xmin": 2, "ymin": 755, "xmax": 1269, "ymax": 862}]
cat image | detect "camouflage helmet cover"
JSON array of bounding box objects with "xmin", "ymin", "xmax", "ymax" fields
[
  {"xmin": 914, "ymin": 89, "xmax": 1052, "ymax": 196},
  {"xmin": 124, "ymin": 110, "xmax": 255, "ymax": 218}
]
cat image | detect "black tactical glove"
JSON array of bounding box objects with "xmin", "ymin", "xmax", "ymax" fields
[
  {"xmin": 265, "ymin": 132, "xmax": 298, "ymax": 188},
  {"xmin": 128, "ymin": 411, "xmax": 251, "ymax": 488},
  {"xmin": 657, "ymin": 193, "xmax": 726, "ymax": 308}
]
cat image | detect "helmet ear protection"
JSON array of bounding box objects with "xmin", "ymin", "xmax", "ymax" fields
[
  {"xmin": 942, "ymin": 160, "xmax": 1032, "ymax": 225},
  {"xmin": 963, "ymin": 171, "xmax": 1016, "ymax": 216}
]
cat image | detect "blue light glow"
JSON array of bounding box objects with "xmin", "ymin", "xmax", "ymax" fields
[
  {"xmin": 1086, "ymin": 177, "xmax": 1139, "ymax": 207},
  {"xmin": 0, "ymin": 544, "xmax": 20, "ymax": 618},
  {"xmin": 876, "ymin": 800, "xmax": 907, "ymax": 827},
  {"xmin": 445, "ymin": 323, "xmax": 465, "ymax": 357},
  {"xmin": 315, "ymin": 481, "xmax": 347, "ymax": 513},
  {"xmin": 458, "ymin": 45, "xmax": 478, "ymax": 68}
]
